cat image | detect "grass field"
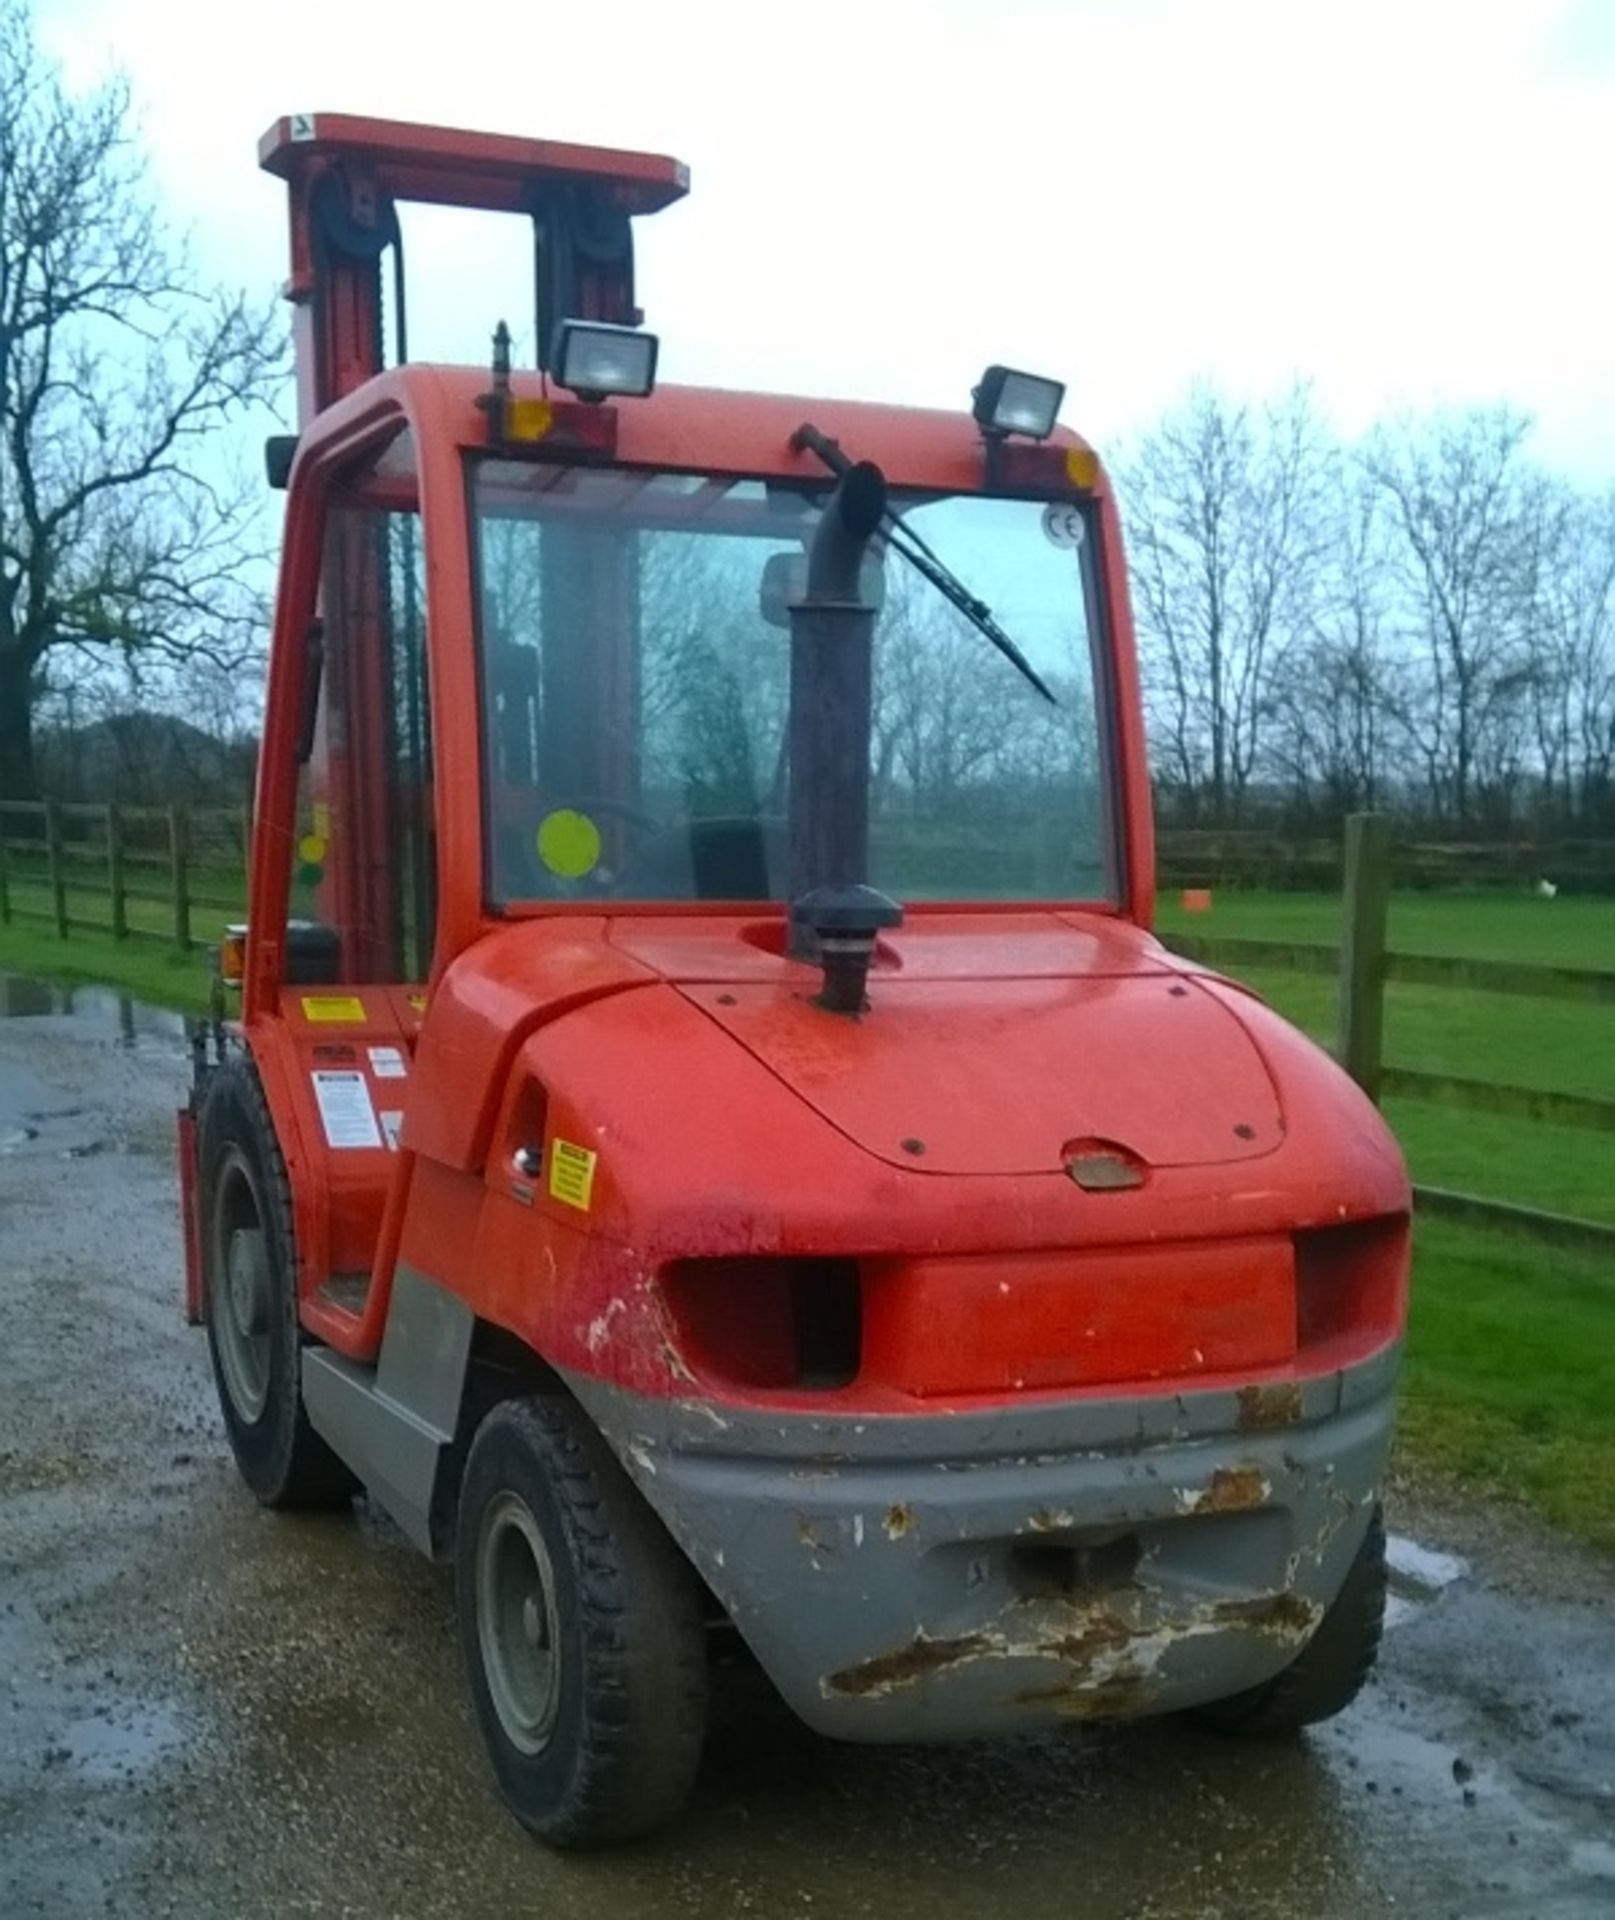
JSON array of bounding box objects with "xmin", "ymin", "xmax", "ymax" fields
[
  {"xmin": 1157, "ymin": 885, "xmax": 1615, "ymax": 969},
  {"xmin": 1402, "ymin": 1217, "xmax": 1615, "ymax": 1549},
  {"xmin": 0, "ymin": 918, "xmax": 215, "ymax": 1015},
  {"xmin": 3, "ymin": 881, "xmax": 1612, "ymax": 1546},
  {"xmin": 1158, "ymin": 889, "xmax": 1614, "ymax": 1230}
]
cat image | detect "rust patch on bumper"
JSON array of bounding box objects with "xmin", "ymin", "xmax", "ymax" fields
[
  {"xmin": 1037, "ymin": 1612, "xmax": 1137, "ymax": 1663},
  {"xmin": 1011, "ymin": 1674, "xmax": 1148, "ymax": 1718},
  {"xmin": 1237, "ymin": 1382, "xmax": 1304, "ymax": 1430},
  {"xmin": 1191, "ymin": 1465, "xmax": 1271, "ymax": 1513},
  {"xmin": 883, "ymin": 1502, "xmax": 916, "ymax": 1540},
  {"xmin": 826, "ymin": 1631, "xmax": 990, "ymax": 1698},
  {"xmin": 1213, "ymin": 1590, "xmax": 1320, "ymax": 1636},
  {"xmin": 823, "ymin": 1580, "xmax": 1323, "ymax": 1706},
  {"xmin": 796, "ymin": 1515, "xmax": 835, "ymax": 1556}
]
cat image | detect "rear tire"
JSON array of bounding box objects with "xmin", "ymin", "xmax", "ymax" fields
[
  {"xmin": 198, "ymin": 1056, "xmax": 357, "ymax": 1509},
  {"xmin": 1197, "ymin": 1506, "xmax": 1387, "ymax": 1734},
  {"xmin": 456, "ymin": 1396, "xmax": 708, "ymax": 1848}
]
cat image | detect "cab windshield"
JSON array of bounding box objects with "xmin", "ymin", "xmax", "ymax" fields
[{"xmin": 470, "ymin": 459, "xmax": 1114, "ymax": 906}]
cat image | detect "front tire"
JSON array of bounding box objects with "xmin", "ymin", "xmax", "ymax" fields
[
  {"xmin": 1197, "ymin": 1505, "xmax": 1387, "ymax": 1734},
  {"xmin": 197, "ymin": 1056, "xmax": 357, "ymax": 1509},
  {"xmin": 456, "ymin": 1396, "xmax": 708, "ymax": 1848}
]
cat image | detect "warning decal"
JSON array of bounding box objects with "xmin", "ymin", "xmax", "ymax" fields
[
  {"xmin": 311, "ymin": 1071, "xmax": 383, "ymax": 1150},
  {"xmin": 548, "ymin": 1139, "xmax": 597, "ymax": 1212},
  {"xmin": 301, "ymin": 995, "xmax": 366, "ymax": 1024},
  {"xmin": 368, "ymin": 1046, "xmax": 408, "ymax": 1080}
]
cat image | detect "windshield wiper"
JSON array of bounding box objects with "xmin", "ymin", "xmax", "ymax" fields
[{"xmin": 791, "ymin": 423, "xmax": 1058, "ymax": 706}]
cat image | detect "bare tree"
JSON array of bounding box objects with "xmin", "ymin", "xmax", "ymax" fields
[
  {"xmin": 1117, "ymin": 383, "xmax": 1333, "ymax": 823},
  {"xmin": 1521, "ymin": 480, "xmax": 1615, "ymax": 829},
  {"xmin": 0, "ymin": 2, "xmax": 282, "ymax": 801},
  {"xmin": 1264, "ymin": 472, "xmax": 1405, "ymax": 821},
  {"xmin": 871, "ymin": 572, "xmax": 1025, "ymax": 815},
  {"xmin": 1361, "ymin": 407, "xmax": 1541, "ymax": 829}
]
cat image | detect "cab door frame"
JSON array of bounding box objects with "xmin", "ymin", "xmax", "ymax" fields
[
  {"xmin": 245, "ymin": 374, "xmax": 485, "ymax": 1023},
  {"xmin": 241, "ymin": 372, "xmax": 485, "ymax": 1361}
]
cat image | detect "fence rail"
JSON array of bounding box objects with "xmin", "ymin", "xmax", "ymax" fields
[
  {"xmin": 1411, "ymin": 1186, "xmax": 1615, "ymax": 1257},
  {"xmin": 0, "ymin": 799, "xmax": 246, "ymax": 952},
  {"xmin": 1162, "ymin": 811, "xmax": 1615, "ymax": 1250},
  {"xmin": 1159, "ymin": 821, "xmax": 1613, "ymax": 887},
  {"xmin": 1379, "ymin": 1067, "xmax": 1615, "ymax": 1133},
  {"xmin": 1156, "ymin": 827, "xmax": 1615, "ymax": 893},
  {"xmin": 1164, "ymin": 933, "xmax": 1615, "ymax": 1005}
]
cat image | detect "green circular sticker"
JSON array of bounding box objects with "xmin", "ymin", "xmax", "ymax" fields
[{"xmin": 536, "ymin": 808, "xmax": 602, "ymax": 879}]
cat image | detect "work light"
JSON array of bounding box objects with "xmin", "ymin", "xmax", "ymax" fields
[
  {"xmin": 553, "ymin": 320, "xmax": 659, "ymax": 401},
  {"xmin": 971, "ymin": 365, "xmax": 1065, "ymax": 440}
]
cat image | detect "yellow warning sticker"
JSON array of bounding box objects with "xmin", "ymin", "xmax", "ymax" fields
[
  {"xmin": 548, "ymin": 1138, "xmax": 597, "ymax": 1211},
  {"xmin": 301, "ymin": 994, "xmax": 366, "ymax": 1024}
]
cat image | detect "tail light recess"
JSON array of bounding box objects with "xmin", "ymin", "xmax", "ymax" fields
[
  {"xmin": 1294, "ymin": 1214, "xmax": 1410, "ymax": 1360},
  {"xmin": 660, "ymin": 1257, "xmax": 862, "ymax": 1391}
]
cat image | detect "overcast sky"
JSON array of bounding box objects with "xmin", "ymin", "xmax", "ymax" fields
[{"xmin": 35, "ymin": 0, "xmax": 1615, "ymax": 484}]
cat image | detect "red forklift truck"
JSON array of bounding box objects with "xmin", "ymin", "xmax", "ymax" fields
[{"xmin": 178, "ymin": 112, "xmax": 1410, "ymax": 1848}]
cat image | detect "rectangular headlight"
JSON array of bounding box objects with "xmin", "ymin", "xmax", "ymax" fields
[
  {"xmin": 553, "ymin": 320, "xmax": 659, "ymax": 400},
  {"xmin": 972, "ymin": 365, "xmax": 1065, "ymax": 440}
]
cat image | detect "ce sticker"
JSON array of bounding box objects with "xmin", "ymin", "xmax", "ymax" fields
[{"xmin": 1042, "ymin": 502, "xmax": 1086, "ymax": 549}]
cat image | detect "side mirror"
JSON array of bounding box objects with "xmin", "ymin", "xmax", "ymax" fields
[
  {"xmin": 759, "ymin": 549, "xmax": 886, "ymax": 630},
  {"xmin": 265, "ymin": 434, "xmax": 299, "ymax": 489}
]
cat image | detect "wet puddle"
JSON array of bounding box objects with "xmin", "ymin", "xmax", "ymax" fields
[
  {"xmin": 50, "ymin": 1698, "xmax": 191, "ymax": 1785},
  {"xmin": 0, "ymin": 971, "xmax": 189, "ymax": 1049},
  {"xmin": 1386, "ymin": 1532, "xmax": 1469, "ymax": 1628},
  {"xmin": 0, "ymin": 972, "xmax": 189, "ymax": 1156}
]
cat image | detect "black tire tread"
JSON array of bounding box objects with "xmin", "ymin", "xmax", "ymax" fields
[
  {"xmin": 197, "ymin": 1052, "xmax": 357, "ymax": 1509},
  {"xmin": 1199, "ymin": 1505, "xmax": 1387, "ymax": 1734},
  {"xmin": 457, "ymin": 1395, "xmax": 708, "ymax": 1848}
]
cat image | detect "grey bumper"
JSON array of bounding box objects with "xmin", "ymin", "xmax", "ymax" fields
[{"xmin": 567, "ymin": 1344, "xmax": 1399, "ymax": 1742}]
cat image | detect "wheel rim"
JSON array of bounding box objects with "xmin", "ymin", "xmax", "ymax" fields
[
  {"xmin": 211, "ymin": 1159, "xmax": 272, "ymax": 1423},
  {"xmin": 476, "ymin": 1490, "xmax": 563, "ymax": 1755}
]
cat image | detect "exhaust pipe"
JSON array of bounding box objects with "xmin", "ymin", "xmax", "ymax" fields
[{"xmin": 786, "ymin": 458, "xmax": 903, "ymax": 1014}]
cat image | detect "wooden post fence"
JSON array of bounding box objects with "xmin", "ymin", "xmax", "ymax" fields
[
  {"xmin": 1336, "ymin": 811, "xmax": 1391, "ymax": 1100},
  {"xmin": 43, "ymin": 800, "xmax": 69, "ymax": 938},
  {"xmin": 106, "ymin": 802, "xmax": 128, "ymax": 940},
  {"xmin": 169, "ymin": 804, "xmax": 191, "ymax": 952}
]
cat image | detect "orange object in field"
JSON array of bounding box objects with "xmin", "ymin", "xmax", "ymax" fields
[{"xmin": 1181, "ymin": 887, "xmax": 1214, "ymax": 911}]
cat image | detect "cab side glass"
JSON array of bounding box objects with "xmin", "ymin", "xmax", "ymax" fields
[{"xmin": 288, "ymin": 437, "xmax": 435, "ymax": 981}]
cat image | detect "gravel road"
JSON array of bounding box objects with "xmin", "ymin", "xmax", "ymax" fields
[{"xmin": 2, "ymin": 977, "xmax": 1612, "ymax": 1918}]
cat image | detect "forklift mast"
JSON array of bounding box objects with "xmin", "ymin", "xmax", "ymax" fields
[
  {"xmin": 259, "ymin": 112, "xmax": 689, "ymax": 420},
  {"xmin": 257, "ymin": 115, "xmax": 689, "ymax": 979}
]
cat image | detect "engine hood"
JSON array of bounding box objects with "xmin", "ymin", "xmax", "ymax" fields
[{"xmin": 608, "ymin": 913, "xmax": 1284, "ymax": 1176}]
